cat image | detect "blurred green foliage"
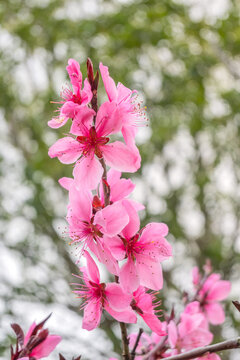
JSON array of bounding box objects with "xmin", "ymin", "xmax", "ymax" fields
[{"xmin": 1, "ymin": 0, "xmax": 240, "ymax": 358}]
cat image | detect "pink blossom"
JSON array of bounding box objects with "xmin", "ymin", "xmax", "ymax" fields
[
  {"xmin": 197, "ymin": 273, "xmax": 231, "ymax": 325},
  {"xmin": 66, "ymin": 183, "xmax": 130, "ymax": 274},
  {"xmin": 73, "ymin": 251, "xmax": 136, "ymax": 331},
  {"xmin": 106, "ymin": 204, "xmax": 172, "ymax": 292},
  {"xmin": 48, "ymin": 59, "xmax": 92, "ymax": 129},
  {"xmin": 99, "ymin": 63, "xmax": 147, "ymax": 146},
  {"xmin": 131, "ymin": 286, "xmax": 166, "ymax": 336},
  {"xmin": 167, "ymin": 311, "xmax": 213, "ymax": 353},
  {"xmin": 11, "ymin": 315, "xmax": 61, "ymax": 359},
  {"xmin": 48, "ymin": 102, "xmax": 141, "ymax": 189}
]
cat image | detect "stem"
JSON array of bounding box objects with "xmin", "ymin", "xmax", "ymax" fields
[
  {"xmin": 162, "ymin": 338, "xmax": 240, "ymax": 360},
  {"xmin": 114, "ymin": 275, "xmax": 130, "ymax": 360},
  {"xmin": 100, "ymin": 155, "xmax": 130, "ymax": 360},
  {"xmin": 99, "ymin": 158, "xmax": 110, "ymax": 206},
  {"xmin": 141, "ymin": 335, "xmax": 168, "ymax": 360},
  {"xmin": 131, "ymin": 328, "xmax": 144, "ymax": 360}
]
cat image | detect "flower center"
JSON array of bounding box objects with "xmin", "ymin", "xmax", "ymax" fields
[{"xmin": 77, "ymin": 126, "xmax": 109, "ymax": 158}]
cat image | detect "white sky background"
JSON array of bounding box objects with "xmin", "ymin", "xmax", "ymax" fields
[{"xmin": 1, "ymin": 0, "xmax": 240, "ymax": 359}]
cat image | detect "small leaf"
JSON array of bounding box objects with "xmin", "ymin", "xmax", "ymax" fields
[
  {"xmin": 232, "ymin": 300, "xmax": 240, "ymax": 312},
  {"xmin": 31, "ymin": 313, "xmax": 52, "ymax": 336},
  {"xmin": 11, "ymin": 323, "xmax": 24, "ymax": 347}
]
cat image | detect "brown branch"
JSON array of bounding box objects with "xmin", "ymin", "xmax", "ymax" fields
[
  {"xmin": 141, "ymin": 335, "xmax": 167, "ymax": 360},
  {"xmin": 164, "ymin": 338, "xmax": 240, "ymax": 360},
  {"xmin": 131, "ymin": 328, "xmax": 144, "ymax": 360},
  {"xmin": 99, "ymin": 158, "xmax": 110, "ymax": 206}
]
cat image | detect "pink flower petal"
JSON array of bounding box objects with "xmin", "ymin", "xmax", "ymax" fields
[
  {"xmin": 204, "ymin": 302, "xmax": 225, "ymax": 325},
  {"xmin": 116, "ymin": 82, "xmax": 132, "ymax": 103},
  {"xmin": 68, "ymin": 185, "xmax": 92, "ymax": 222},
  {"xmin": 99, "ymin": 63, "xmax": 117, "ymax": 101},
  {"xmin": 30, "ymin": 335, "xmax": 61, "ymax": 359},
  {"xmin": 103, "ymin": 235, "xmax": 126, "ymax": 261},
  {"xmin": 94, "ymin": 201, "xmax": 129, "ymax": 236},
  {"xmin": 66, "ymin": 58, "xmax": 82, "ymax": 94},
  {"xmin": 48, "ymin": 116, "xmax": 68, "ymax": 129},
  {"xmin": 105, "ymin": 283, "xmax": 132, "ymax": 310},
  {"xmin": 168, "ymin": 320, "xmax": 178, "ymax": 348},
  {"xmin": 121, "ymin": 200, "xmax": 140, "ymax": 239},
  {"xmin": 119, "ymin": 258, "xmax": 139, "ymax": 293},
  {"xmin": 82, "ymin": 300, "xmax": 102, "ymax": 331},
  {"xmin": 141, "ymin": 313, "xmax": 166, "ymax": 336},
  {"xmin": 91, "ymin": 241, "xmax": 119, "ymax": 276},
  {"xmin": 24, "ymin": 322, "xmax": 36, "ymax": 345},
  {"xmin": 84, "ymin": 250, "xmax": 100, "ymax": 284},
  {"xmin": 135, "ymin": 255, "xmax": 163, "ymax": 290},
  {"xmin": 105, "ymin": 304, "xmax": 137, "ymax": 324},
  {"xmin": 61, "ymin": 101, "xmax": 80, "ymax": 119},
  {"xmin": 58, "ymin": 177, "xmax": 73, "ymax": 190},
  {"xmin": 206, "ymin": 280, "xmax": 231, "ymax": 302},
  {"xmin": 96, "ymin": 101, "xmax": 122, "ymax": 137},
  {"xmin": 48, "ymin": 137, "xmax": 81, "ymax": 164},
  {"xmin": 102, "ymin": 141, "xmax": 141, "ymax": 173},
  {"xmin": 122, "ymin": 125, "xmax": 138, "ymax": 147},
  {"xmin": 70, "ymin": 107, "xmax": 95, "ymax": 136},
  {"xmin": 111, "ymin": 179, "xmax": 135, "ymax": 202},
  {"xmin": 73, "ymin": 156, "xmax": 103, "ymax": 190},
  {"xmin": 81, "ymin": 78, "xmax": 92, "ymax": 104}
]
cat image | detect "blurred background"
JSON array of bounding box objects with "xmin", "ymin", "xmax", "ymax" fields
[{"xmin": 1, "ymin": 0, "xmax": 240, "ymax": 358}]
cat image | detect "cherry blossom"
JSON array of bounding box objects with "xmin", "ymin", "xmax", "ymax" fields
[
  {"xmin": 100, "ymin": 62, "xmax": 148, "ymax": 146},
  {"xmin": 48, "ymin": 59, "xmax": 92, "ymax": 129},
  {"xmin": 73, "ymin": 251, "xmax": 136, "ymax": 331},
  {"xmin": 48, "ymin": 102, "xmax": 141, "ymax": 189},
  {"xmin": 131, "ymin": 286, "xmax": 166, "ymax": 336},
  {"xmin": 105, "ymin": 203, "xmax": 172, "ymax": 292}
]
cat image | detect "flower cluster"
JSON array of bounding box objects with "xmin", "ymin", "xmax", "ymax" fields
[
  {"xmin": 129, "ymin": 263, "xmax": 231, "ymax": 359},
  {"xmin": 48, "ymin": 58, "xmax": 172, "ymax": 334}
]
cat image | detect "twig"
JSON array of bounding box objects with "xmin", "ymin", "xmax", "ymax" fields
[
  {"xmin": 141, "ymin": 335, "xmax": 167, "ymax": 360},
  {"xmin": 114, "ymin": 275, "xmax": 130, "ymax": 360},
  {"xmin": 99, "ymin": 158, "xmax": 110, "ymax": 206},
  {"xmin": 131, "ymin": 328, "xmax": 144, "ymax": 360},
  {"xmin": 161, "ymin": 338, "xmax": 240, "ymax": 360}
]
